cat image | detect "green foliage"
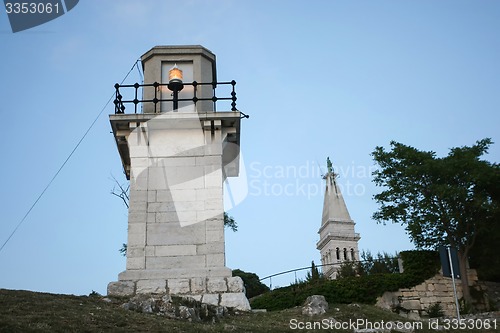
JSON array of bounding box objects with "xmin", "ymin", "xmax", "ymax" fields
[
  {"xmin": 426, "ymin": 303, "xmax": 444, "ymax": 318},
  {"xmin": 224, "ymin": 212, "xmax": 238, "ymax": 232},
  {"xmin": 459, "ymin": 298, "xmax": 473, "ymax": 315},
  {"xmin": 358, "ymin": 250, "xmax": 400, "ymax": 275},
  {"xmin": 232, "ymin": 269, "xmax": 269, "ymax": 299},
  {"xmin": 371, "ymin": 138, "xmax": 498, "ymax": 251},
  {"xmin": 119, "ymin": 243, "xmax": 127, "ymax": 257},
  {"xmin": 304, "ymin": 261, "xmax": 324, "ymax": 283},
  {"xmin": 336, "ymin": 261, "xmax": 358, "ymax": 279},
  {"xmin": 251, "ymin": 250, "xmax": 441, "ymax": 311},
  {"xmin": 371, "ymin": 139, "xmax": 500, "ymax": 303},
  {"xmin": 469, "ymin": 230, "xmax": 500, "ymax": 282},
  {"xmin": 399, "ymin": 250, "xmax": 440, "ymax": 280},
  {"xmin": 251, "ymin": 274, "xmax": 403, "ymax": 311},
  {"xmin": 469, "ymin": 201, "xmax": 500, "ymax": 281},
  {"xmin": 336, "ymin": 251, "xmax": 399, "ymax": 279}
]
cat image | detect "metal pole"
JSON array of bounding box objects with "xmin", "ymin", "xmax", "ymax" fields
[
  {"xmin": 447, "ymin": 247, "xmax": 461, "ymax": 320},
  {"xmin": 173, "ymin": 90, "xmax": 179, "ymax": 112}
]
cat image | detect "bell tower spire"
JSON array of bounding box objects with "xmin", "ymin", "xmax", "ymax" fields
[{"xmin": 317, "ymin": 157, "xmax": 360, "ymax": 279}]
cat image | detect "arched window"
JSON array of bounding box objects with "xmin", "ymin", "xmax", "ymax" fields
[
  {"xmin": 343, "ymin": 248, "xmax": 348, "ymax": 260},
  {"xmin": 336, "ymin": 247, "xmax": 340, "ymax": 260},
  {"xmin": 351, "ymin": 248, "xmax": 355, "ymax": 261}
]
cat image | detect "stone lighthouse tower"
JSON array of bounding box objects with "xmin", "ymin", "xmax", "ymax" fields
[
  {"xmin": 107, "ymin": 45, "xmax": 249, "ymax": 310},
  {"xmin": 317, "ymin": 158, "xmax": 360, "ymax": 279}
]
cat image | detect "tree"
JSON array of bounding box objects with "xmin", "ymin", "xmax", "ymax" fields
[
  {"xmin": 336, "ymin": 251, "xmax": 399, "ymax": 278},
  {"xmin": 469, "ymin": 173, "xmax": 500, "ymax": 281},
  {"xmin": 371, "ymin": 138, "xmax": 500, "ymax": 304},
  {"xmin": 110, "ymin": 175, "xmax": 129, "ymax": 209},
  {"xmin": 358, "ymin": 250, "xmax": 399, "ymax": 275},
  {"xmin": 305, "ymin": 261, "xmax": 323, "ymax": 283},
  {"xmin": 232, "ymin": 269, "xmax": 270, "ymax": 298},
  {"xmin": 336, "ymin": 260, "xmax": 358, "ymax": 278}
]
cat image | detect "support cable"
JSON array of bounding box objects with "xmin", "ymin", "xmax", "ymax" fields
[{"xmin": 0, "ymin": 59, "xmax": 141, "ymax": 255}]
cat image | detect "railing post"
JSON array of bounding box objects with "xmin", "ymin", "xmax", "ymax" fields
[
  {"xmin": 153, "ymin": 82, "xmax": 159, "ymax": 113},
  {"xmin": 231, "ymin": 80, "xmax": 237, "ymax": 111},
  {"xmin": 172, "ymin": 90, "xmax": 179, "ymax": 112},
  {"xmin": 192, "ymin": 81, "xmax": 198, "ymax": 112},
  {"xmin": 133, "ymin": 83, "xmax": 139, "ymax": 114}
]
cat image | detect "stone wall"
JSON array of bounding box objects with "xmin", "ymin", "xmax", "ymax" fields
[{"xmin": 376, "ymin": 269, "xmax": 479, "ymax": 319}]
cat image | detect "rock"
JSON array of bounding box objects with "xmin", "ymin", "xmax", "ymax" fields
[
  {"xmin": 107, "ymin": 281, "xmax": 135, "ymax": 297},
  {"xmin": 227, "ymin": 277, "xmax": 245, "ymax": 293},
  {"xmin": 376, "ymin": 291, "xmax": 398, "ymax": 311},
  {"xmin": 120, "ymin": 294, "xmax": 233, "ymax": 322},
  {"xmin": 178, "ymin": 305, "xmax": 198, "ymax": 321},
  {"xmin": 220, "ymin": 293, "xmax": 251, "ymax": 311},
  {"xmin": 302, "ymin": 295, "xmax": 329, "ymax": 316},
  {"xmin": 125, "ymin": 294, "xmax": 159, "ymax": 314}
]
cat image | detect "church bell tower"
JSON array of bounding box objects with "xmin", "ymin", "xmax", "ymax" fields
[{"xmin": 317, "ymin": 158, "xmax": 361, "ymax": 279}]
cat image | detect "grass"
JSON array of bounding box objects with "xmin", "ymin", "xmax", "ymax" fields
[{"xmin": 1, "ymin": 288, "xmax": 499, "ymax": 332}]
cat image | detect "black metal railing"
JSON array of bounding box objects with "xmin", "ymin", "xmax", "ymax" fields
[{"xmin": 113, "ymin": 80, "xmax": 237, "ymax": 114}]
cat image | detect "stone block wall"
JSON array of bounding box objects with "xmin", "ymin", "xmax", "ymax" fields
[
  {"xmin": 376, "ymin": 269, "xmax": 479, "ymax": 319},
  {"xmin": 123, "ymin": 119, "xmax": 227, "ymax": 274}
]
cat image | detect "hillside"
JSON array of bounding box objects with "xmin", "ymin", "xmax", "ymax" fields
[{"xmin": 1, "ymin": 289, "xmax": 499, "ymax": 332}]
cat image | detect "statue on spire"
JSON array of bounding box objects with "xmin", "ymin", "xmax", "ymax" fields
[
  {"xmin": 323, "ymin": 157, "xmax": 336, "ymax": 185},
  {"xmin": 327, "ymin": 157, "xmax": 333, "ymax": 174}
]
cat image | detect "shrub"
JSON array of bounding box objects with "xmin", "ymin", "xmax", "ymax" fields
[
  {"xmin": 426, "ymin": 303, "xmax": 444, "ymax": 318},
  {"xmin": 232, "ymin": 269, "xmax": 270, "ymax": 299},
  {"xmin": 250, "ymin": 250, "xmax": 441, "ymax": 311},
  {"xmin": 358, "ymin": 250, "xmax": 400, "ymax": 275},
  {"xmin": 336, "ymin": 261, "xmax": 357, "ymax": 279}
]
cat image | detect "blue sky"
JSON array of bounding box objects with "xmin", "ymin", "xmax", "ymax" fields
[{"xmin": 1, "ymin": 1, "xmax": 499, "ymax": 295}]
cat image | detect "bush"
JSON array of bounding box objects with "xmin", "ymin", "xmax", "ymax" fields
[
  {"xmin": 336, "ymin": 261, "xmax": 357, "ymax": 279},
  {"xmin": 358, "ymin": 251, "xmax": 400, "ymax": 275},
  {"xmin": 232, "ymin": 269, "xmax": 270, "ymax": 299},
  {"xmin": 426, "ymin": 303, "xmax": 444, "ymax": 318},
  {"xmin": 250, "ymin": 250, "xmax": 441, "ymax": 311}
]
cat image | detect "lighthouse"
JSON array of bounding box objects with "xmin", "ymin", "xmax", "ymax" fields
[{"xmin": 107, "ymin": 45, "xmax": 249, "ymax": 310}]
